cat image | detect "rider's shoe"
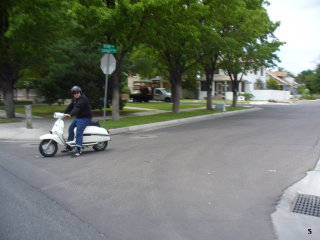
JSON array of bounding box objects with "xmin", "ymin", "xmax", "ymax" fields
[
  {"xmin": 61, "ymin": 145, "xmax": 72, "ymax": 152},
  {"xmin": 72, "ymin": 147, "xmax": 82, "ymax": 157}
]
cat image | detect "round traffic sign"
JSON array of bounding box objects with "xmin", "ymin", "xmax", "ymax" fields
[{"xmin": 100, "ymin": 54, "xmax": 116, "ymax": 74}]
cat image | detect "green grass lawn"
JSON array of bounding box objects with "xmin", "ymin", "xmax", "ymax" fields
[
  {"xmin": 180, "ymin": 99, "xmax": 250, "ymax": 104},
  {"xmin": 0, "ymin": 103, "xmax": 250, "ymax": 128},
  {"xmin": 0, "ymin": 104, "xmax": 147, "ymax": 118},
  {"xmin": 102, "ymin": 106, "xmax": 249, "ymax": 129},
  {"xmin": 126, "ymin": 102, "xmax": 205, "ymax": 110},
  {"xmin": 1, "ymin": 102, "xmax": 204, "ymax": 118}
]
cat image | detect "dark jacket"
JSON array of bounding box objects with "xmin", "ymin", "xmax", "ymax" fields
[{"xmin": 64, "ymin": 94, "xmax": 92, "ymax": 118}]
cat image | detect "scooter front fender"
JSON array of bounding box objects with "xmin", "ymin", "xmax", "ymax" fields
[{"xmin": 40, "ymin": 133, "xmax": 65, "ymax": 145}]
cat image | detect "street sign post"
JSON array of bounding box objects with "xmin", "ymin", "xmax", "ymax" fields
[{"xmin": 100, "ymin": 44, "xmax": 117, "ymax": 126}]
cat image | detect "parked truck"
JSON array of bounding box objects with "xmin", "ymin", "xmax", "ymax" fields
[{"xmin": 130, "ymin": 87, "xmax": 172, "ymax": 102}]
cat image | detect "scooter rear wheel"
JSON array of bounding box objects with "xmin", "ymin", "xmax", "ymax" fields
[
  {"xmin": 93, "ymin": 141, "xmax": 108, "ymax": 151},
  {"xmin": 39, "ymin": 140, "xmax": 58, "ymax": 157}
]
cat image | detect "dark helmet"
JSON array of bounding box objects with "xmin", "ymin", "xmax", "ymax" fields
[{"xmin": 71, "ymin": 86, "xmax": 82, "ymax": 94}]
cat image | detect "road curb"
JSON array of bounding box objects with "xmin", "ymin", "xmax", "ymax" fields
[{"xmin": 110, "ymin": 107, "xmax": 262, "ymax": 135}]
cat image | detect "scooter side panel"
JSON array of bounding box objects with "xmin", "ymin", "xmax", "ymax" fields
[
  {"xmin": 83, "ymin": 135, "xmax": 111, "ymax": 143},
  {"xmin": 83, "ymin": 126, "xmax": 109, "ymax": 135},
  {"xmin": 83, "ymin": 126, "xmax": 110, "ymax": 143},
  {"xmin": 40, "ymin": 133, "xmax": 65, "ymax": 145}
]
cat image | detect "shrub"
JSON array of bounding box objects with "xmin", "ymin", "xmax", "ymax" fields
[
  {"xmin": 266, "ymin": 79, "xmax": 281, "ymax": 90},
  {"xmin": 301, "ymin": 95, "xmax": 319, "ymax": 100},
  {"xmin": 239, "ymin": 93, "xmax": 254, "ymax": 101},
  {"xmin": 255, "ymin": 79, "xmax": 264, "ymax": 89}
]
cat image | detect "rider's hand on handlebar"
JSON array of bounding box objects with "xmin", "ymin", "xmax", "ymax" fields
[{"xmin": 64, "ymin": 114, "xmax": 71, "ymax": 118}]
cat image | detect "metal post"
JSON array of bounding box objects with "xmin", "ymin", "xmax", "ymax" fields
[
  {"xmin": 103, "ymin": 54, "xmax": 111, "ymax": 128},
  {"xmin": 25, "ymin": 105, "xmax": 32, "ymax": 129}
]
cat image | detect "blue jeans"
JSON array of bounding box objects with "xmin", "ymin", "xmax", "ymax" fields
[{"xmin": 67, "ymin": 118, "xmax": 91, "ymax": 147}]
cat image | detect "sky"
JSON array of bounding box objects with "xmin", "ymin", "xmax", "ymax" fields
[{"xmin": 265, "ymin": 0, "xmax": 320, "ymax": 75}]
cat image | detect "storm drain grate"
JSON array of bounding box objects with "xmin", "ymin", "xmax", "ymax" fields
[{"xmin": 292, "ymin": 194, "xmax": 320, "ymax": 217}]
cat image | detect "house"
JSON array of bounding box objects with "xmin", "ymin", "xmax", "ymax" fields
[
  {"xmin": 0, "ymin": 88, "xmax": 40, "ymax": 103},
  {"xmin": 198, "ymin": 68, "xmax": 296, "ymax": 101},
  {"xmin": 128, "ymin": 76, "xmax": 170, "ymax": 94},
  {"xmin": 266, "ymin": 71, "xmax": 297, "ymax": 94}
]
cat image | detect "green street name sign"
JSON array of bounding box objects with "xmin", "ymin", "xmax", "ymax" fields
[
  {"xmin": 101, "ymin": 44, "xmax": 117, "ymax": 53},
  {"xmin": 101, "ymin": 48, "xmax": 117, "ymax": 53}
]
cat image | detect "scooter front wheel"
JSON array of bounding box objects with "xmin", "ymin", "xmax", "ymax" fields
[
  {"xmin": 93, "ymin": 141, "xmax": 108, "ymax": 151},
  {"xmin": 39, "ymin": 139, "xmax": 58, "ymax": 157}
]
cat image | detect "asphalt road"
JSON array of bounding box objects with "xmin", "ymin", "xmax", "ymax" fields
[{"xmin": 1, "ymin": 102, "xmax": 320, "ymax": 240}]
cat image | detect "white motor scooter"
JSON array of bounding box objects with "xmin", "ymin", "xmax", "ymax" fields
[{"xmin": 39, "ymin": 112, "xmax": 111, "ymax": 157}]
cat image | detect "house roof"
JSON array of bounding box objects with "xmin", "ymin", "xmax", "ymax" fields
[
  {"xmin": 271, "ymin": 71, "xmax": 289, "ymax": 78},
  {"xmin": 266, "ymin": 71, "xmax": 293, "ymax": 86}
]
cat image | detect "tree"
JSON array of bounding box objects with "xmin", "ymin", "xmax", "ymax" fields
[
  {"xmin": 296, "ymin": 69, "xmax": 317, "ymax": 93},
  {"xmin": 218, "ymin": 0, "xmax": 283, "ymax": 106},
  {"xmin": 197, "ymin": 0, "xmax": 222, "ymax": 110},
  {"xmin": 125, "ymin": 46, "xmax": 166, "ymax": 79},
  {"xmin": 36, "ymin": 41, "xmax": 106, "ymax": 108},
  {"xmin": 0, "ymin": 0, "xmax": 72, "ymax": 118},
  {"xmin": 198, "ymin": 0, "xmax": 252, "ymax": 110},
  {"xmin": 74, "ymin": 0, "xmax": 159, "ymax": 120},
  {"xmin": 145, "ymin": 0, "xmax": 203, "ymax": 113}
]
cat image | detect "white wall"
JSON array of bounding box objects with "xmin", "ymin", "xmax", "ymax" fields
[
  {"xmin": 251, "ymin": 90, "xmax": 291, "ymax": 101},
  {"xmin": 225, "ymin": 90, "xmax": 291, "ymax": 101}
]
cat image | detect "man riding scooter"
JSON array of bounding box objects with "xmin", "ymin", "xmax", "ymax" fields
[{"xmin": 63, "ymin": 86, "xmax": 92, "ymax": 157}]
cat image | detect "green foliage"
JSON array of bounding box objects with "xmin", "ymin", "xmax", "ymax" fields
[
  {"xmin": 1, "ymin": 0, "xmax": 73, "ymax": 67},
  {"xmin": 1, "ymin": 0, "xmax": 285, "ymax": 117},
  {"xmin": 266, "ymin": 79, "xmax": 281, "ymax": 90},
  {"xmin": 0, "ymin": 0, "xmax": 77, "ymax": 117},
  {"xmin": 214, "ymin": 0, "xmax": 283, "ymax": 106},
  {"xmin": 125, "ymin": 46, "xmax": 166, "ymax": 79},
  {"xmin": 296, "ymin": 65, "xmax": 320, "ymax": 94},
  {"xmin": 183, "ymin": 68, "xmax": 200, "ymax": 91},
  {"xmin": 73, "ymin": 0, "xmax": 165, "ymax": 120},
  {"xmin": 143, "ymin": 0, "xmax": 205, "ymax": 112},
  {"xmin": 300, "ymin": 95, "xmax": 319, "ymax": 100},
  {"xmin": 36, "ymin": 41, "xmax": 105, "ymax": 108},
  {"xmin": 297, "ymin": 85, "xmax": 309, "ymax": 95},
  {"xmin": 255, "ymin": 79, "xmax": 265, "ymax": 89},
  {"xmin": 239, "ymin": 93, "xmax": 254, "ymax": 101}
]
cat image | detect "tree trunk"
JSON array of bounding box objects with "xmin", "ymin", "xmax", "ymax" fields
[
  {"xmin": 232, "ymin": 88, "xmax": 237, "ymax": 107},
  {"xmin": 169, "ymin": 69, "xmax": 182, "ymax": 113},
  {"xmin": 205, "ymin": 70, "xmax": 213, "ymax": 110},
  {"xmin": 203, "ymin": 55, "xmax": 218, "ymax": 110},
  {"xmin": 231, "ymin": 79, "xmax": 238, "ymax": 107},
  {"xmin": 228, "ymin": 71, "xmax": 238, "ymax": 107},
  {"xmin": 4, "ymin": 85, "xmax": 15, "ymax": 118},
  {"xmin": 0, "ymin": 63, "xmax": 18, "ymax": 118}
]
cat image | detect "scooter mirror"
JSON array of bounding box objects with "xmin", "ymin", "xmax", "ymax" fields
[{"xmin": 54, "ymin": 112, "xmax": 65, "ymax": 119}]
